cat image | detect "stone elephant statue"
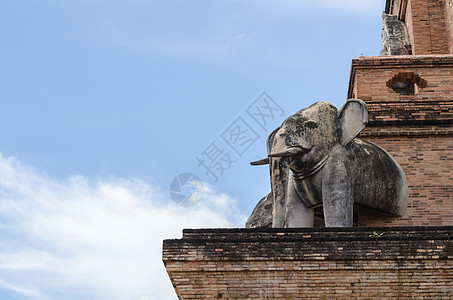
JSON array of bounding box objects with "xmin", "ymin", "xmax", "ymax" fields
[{"xmin": 246, "ymin": 100, "xmax": 408, "ymax": 228}]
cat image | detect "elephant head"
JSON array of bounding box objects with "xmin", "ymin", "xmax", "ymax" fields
[{"xmin": 250, "ymin": 100, "xmax": 379, "ymax": 228}]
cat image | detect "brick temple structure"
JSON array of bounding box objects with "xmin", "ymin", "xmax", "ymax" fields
[
  {"xmin": 163, "ymin": 0, "xmax": 453, "ymax": 298},
  {"xmin": 351, "ymin": 0, "xmax": 453, "ymax": 226}
]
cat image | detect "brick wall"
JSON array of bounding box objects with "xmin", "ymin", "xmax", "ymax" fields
[
  {"xmin": 348, "ymin": 55, "xmax": 453, "ymax": 227},
  {"xmin": 359, "ymin": 126, "xmax": 453, "ymax": 226},
  {"xmin": 163, "ymin": 227, "xmax": 453, "ymax": 299},
  {"xmin": 402, "ymin": 0, "xmax": 449, "ymax": 54},
  {"xmin": 446, "ymin": 0, "xmax": 453, "ymax": 53},
  {"xmin": 405, "ymin": 0, "xmax": 415, "ymax": 50}
]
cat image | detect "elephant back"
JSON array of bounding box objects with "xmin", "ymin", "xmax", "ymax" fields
[{"xmin": 348, "ymin": 138, "xmax": 408, "ymax": 216}]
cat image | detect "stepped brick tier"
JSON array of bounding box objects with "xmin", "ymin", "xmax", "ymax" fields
[
  {"xmin": 163, "ymin": 227, "xmax": 453, "ymax": 299},
  {"xmin": 348, "ymin": 0, "xmax": 453, "ymax": 227},
  {"xmin": 348, "ymin": 55, "xmax": 453, "ymax": 125},
  {"xmin": 347, "ymin": 55, "xmax": 453, "ymax": 227}
]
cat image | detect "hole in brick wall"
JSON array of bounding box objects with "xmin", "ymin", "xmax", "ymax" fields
[{"xmin": 386, "ymin": 72, "xmax": 427, "ymax": 95}]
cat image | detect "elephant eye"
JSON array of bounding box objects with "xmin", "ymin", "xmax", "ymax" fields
[{"xmin": 304, "ymin": 120, "xmax": 319, "ymax": 129}]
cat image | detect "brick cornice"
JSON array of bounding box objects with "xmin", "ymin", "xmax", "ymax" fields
[
  {"xmin": 360, "ymin": 126, "xmax": 453, "ymax": 137},
  {"xmin": 347, "ymin": 55, "xmax": 453, "ymax": 98},
  {"xmin": 163, "ymin": 227, "xmax": 453, "ymax": 262}
]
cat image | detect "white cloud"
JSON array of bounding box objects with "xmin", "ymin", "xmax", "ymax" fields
[{"xmin": 0, "ymin": 155, "xmax": 246, "ymax": 300}]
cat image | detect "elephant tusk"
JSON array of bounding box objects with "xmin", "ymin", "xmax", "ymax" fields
[
  {"xmin": 250, "ymin": 158, "xmax": 269, "ymax": 166},
  {"xmin": 268, "ymin": 147, "xmax": 309, "ymax": 158}
]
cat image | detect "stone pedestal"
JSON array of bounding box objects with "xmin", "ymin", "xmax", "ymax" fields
[{"xmin": 163, "ymin": 227, "xmax": 453, "ymax": 299}]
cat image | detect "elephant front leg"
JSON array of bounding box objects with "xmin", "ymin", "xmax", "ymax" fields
[
  {"xmin": 285, "ymin": 177, "xmax": 314, "ymax": 227},
  {"xmin": 322, "ymin": 156, "xmax": 353, "ymax": 227}
]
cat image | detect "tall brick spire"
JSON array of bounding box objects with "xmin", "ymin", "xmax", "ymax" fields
[
  {"xmin": 385, "ymin": 0, "xmax": 452, "ymax": 54},
  {"xmin": 347, "ymin": 0, "xmax": 453, "ymax": 226}
]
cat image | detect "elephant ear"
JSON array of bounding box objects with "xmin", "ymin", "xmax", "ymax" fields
[
  {"xmin": 337, "ymin": 99, "xmax": 368, "ymax": 146},
  {"xmin": 266, "ymin": 126, "xmax": 281, "ymax": 154}
]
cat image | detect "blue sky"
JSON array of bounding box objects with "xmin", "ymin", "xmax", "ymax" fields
[{"xmin": 0, "ymin": 0, "xmax": 385, "ymax": 299}]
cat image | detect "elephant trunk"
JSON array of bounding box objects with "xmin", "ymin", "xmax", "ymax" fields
[{"xmin": 270, "ymin": 157, "xmax": 291, "ymax": 228}]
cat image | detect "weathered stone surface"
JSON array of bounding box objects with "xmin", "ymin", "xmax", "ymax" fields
[
  {"xmin": 248, "ymin": 100, "xmax": 408, "ymax": 228},
  {"xmin": 380, "ymin": 12, "xmax": 411, "ymax": 55}
]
